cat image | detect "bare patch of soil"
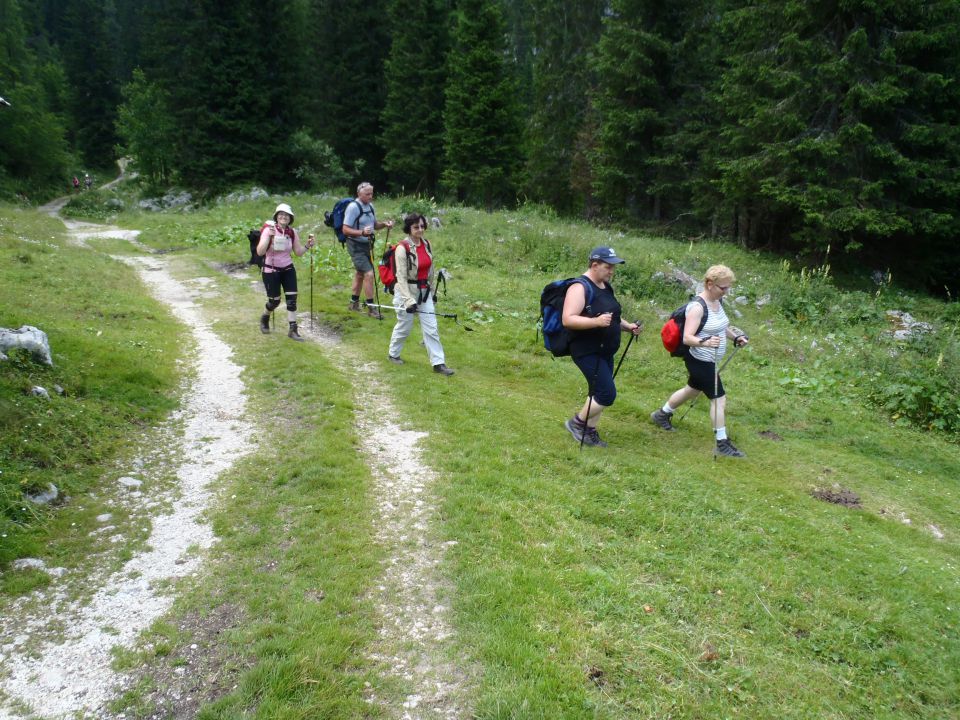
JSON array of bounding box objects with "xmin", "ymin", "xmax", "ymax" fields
[
  {"xmin": 758, "ymin": 430, "xmax": 783, "ymax": 441},
  {"xmin": 117, "ymin": 603, "xmax": 250, "ymax": 720},
  {"xmin": 811, "ymin": 486, "xmax": 862, "ymax": 508}
]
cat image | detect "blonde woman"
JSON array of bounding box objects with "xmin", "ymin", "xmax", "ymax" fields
[{"xmin": 650, "ymin": 265, "xmax": 749, "ymax": 457}]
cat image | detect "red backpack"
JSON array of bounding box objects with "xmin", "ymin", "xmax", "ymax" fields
[
  {"xmin": 378, "ymin": 239, "xmax": 430, "ymax": 293},
  {"xmin": 660, "ymin": 296, "xmax": 708, "ymax": 356}
]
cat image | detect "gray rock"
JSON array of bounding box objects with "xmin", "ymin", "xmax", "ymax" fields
[
  {"xmin": 755, "ymin": 294, "xmax": 771, "ymax": 309},
  {"xmin": 97, "ymin": 513, "xmax": 113, "ymax": 523},
  {"xmin": 0, "ymin": 325, "xmax": 53, "ymax": 365},
  {"xmin": 105, "ymin": 198, "xmax": 125, "ymax": 210},
  {"xmin": 734, "ymin": 295, "xmax": 748, "ymax": 305},
  {"xmin": 30, "ymin": 385, "xmax": 50, "ymax": 399},
  {"xmin": 26, "ymin": 483, "xmax": 58, "ymax": 505},
  {"xmin": 54, "ymin": 384, "xmax": 64, "ymax": 395},
  {"xmin": 12, "ymin": 558, "xmax": 47, "ymax": 571},
  {"xmin": 118, "ymin": 476, "xmax": 142, "ymax": 489}
]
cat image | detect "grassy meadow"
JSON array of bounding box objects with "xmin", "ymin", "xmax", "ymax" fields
[{"xmin": 1, "ymin": 186, "xmax": 958, "ymax": 718}]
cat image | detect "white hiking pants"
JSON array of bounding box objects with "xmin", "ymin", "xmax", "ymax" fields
[{"xmin": 388, "ymin": 293, "xmax": 445, "ymax": 366}]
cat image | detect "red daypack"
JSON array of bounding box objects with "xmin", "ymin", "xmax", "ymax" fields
[
  {"xmin": 660, "ymin": 296, "xmax": 708, "ymax": 356},
  {"xmin": 379, "ymin": 239, "xmax": 431, "ymax": 294}
]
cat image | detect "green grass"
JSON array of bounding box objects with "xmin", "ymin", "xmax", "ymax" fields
[
  {"xmin": 0, "ymin": 204, "xmax": 183, "ymax": 582},
  {"xmin": 3, "ymin": 191, "xmax": 959, "ymax": 718}
]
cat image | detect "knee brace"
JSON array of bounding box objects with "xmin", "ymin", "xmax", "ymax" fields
[
  {"xmin": 265, "ymin": 297, "xmax": 281, "ymax": 312},
  {"xmin": 285, "ymin": 292, "xmax": 298, "ymax": 313}
]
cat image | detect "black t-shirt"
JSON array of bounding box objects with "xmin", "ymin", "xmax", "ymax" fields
[{"xmin": 569, "ymin": 276, "xmax": 622, "ymax": 359}]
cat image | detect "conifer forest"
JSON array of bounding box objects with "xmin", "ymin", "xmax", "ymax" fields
[{"xmin": 2, "ymin": 0, "xmax": 959, "ymax": 293}]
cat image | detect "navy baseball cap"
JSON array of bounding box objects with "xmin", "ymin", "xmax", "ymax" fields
[{"xmin": 589, "ymin": 246, "xmax": 625, "ymax": 264}]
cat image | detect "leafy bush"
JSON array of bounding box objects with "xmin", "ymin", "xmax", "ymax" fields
[
  {"xmin": 290, "ymin": 129, "xmax": 350, "ymax": 191},
  {"xmin": 398, "ymin": 195, "xmax": 440, "ymax": 219},
  {"xmin": 61, "ymin": 190, "xmax": 118, "ymax": 221},
  {"xmin": 186, "ymin": 222, "xmax": 249, "ymax": 248},
  {"xmin": 861, "ymin": 329, "xmax": 960, "ymax": 434}
]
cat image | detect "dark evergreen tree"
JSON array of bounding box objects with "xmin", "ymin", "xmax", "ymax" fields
[
  {"xmin": 443, "ymin": 0, "xmax": 523, "ymax": 208},
  {"xmin": 591, "ymin": 0, "xmax": 699, "ymax": 221},
  {"xmin": 711, "ymin": 0, "xmax": 960, "ymax": 290},
  {"xmin": 140, "ymin": 0, "xmax": 304, "ymax": 188},
  {"xmin": 0, "ymin": 0, "xmax": 71, "ymax": 195},
  {"xmin": 303, "ymin": 0, "xmax": 391, "ymax": 189},
  {"xmin": 60, "ymin": 0, "xmax": 121, "ymax": 164},
  {"xmin": 524, "ymin": 0, "xmax": 604, "ymax": 213},
  {"xmin": 379, "ymin": 0, "xmax": 450, "ymax": 194}
]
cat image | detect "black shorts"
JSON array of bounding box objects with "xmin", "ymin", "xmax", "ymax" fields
[{"xmin": 684, "ymin": 354, "xmax": 725, "ymax": 399}]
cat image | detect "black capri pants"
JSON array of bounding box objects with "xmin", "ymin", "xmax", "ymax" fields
[
  {"xmin": 573, "ymin": 353, "xmax": 617, "ymax": 407},
  {"xmin": 262, "ymin": 265, "xmax": 298, "ymax": 311}
]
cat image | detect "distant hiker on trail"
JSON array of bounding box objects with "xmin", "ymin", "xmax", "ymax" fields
[
  {"xmin": 83, "ymin": 173, "xmax": 92, "ymax": 190},
  {"xmin": 72, "ymin": 176, "xmax": 80, "ymax": 192},
  {"xmin": 386, "ymin": 213, "xmax": 455, "ymax": 376},
  {"xmin": 650, "ymin": 264, "xmax": 750, "ymax": 457},
  {"xmin": 257, "ymin": 202, "xmax": 315, "ymax": 341},
  {"xmin": 562, "ymin": 247, "xmax": 642, "ymax": 448},
  {"xmin": 343, "ymin": 182, "xmax": 394, "ymax": 319}
]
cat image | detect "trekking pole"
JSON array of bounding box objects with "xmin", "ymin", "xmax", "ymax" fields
[
  {"xmin": 712, "ymin": 345, "xmax": 720, "ymax": 461},
  {"xmin": 370, "ymin": 226, "xmax": 387, "ymax": 321},
  {"xmin": 675, "ymin": 343, "xmax": 741, "ymax": 423},
  {"xmin": 309, "ymin": 248, "xmax": 314, "ymax": 331},
  {"xmin": 580, "ymin": 351, "xmax": 602, "ymax": 452},
  {"xmin": 612, "ymin": 325, "xmax": 640, "ymax": 380},
  {"xmin": 364, "ymin": 303, "xmax": 474, "ymax": 331}
]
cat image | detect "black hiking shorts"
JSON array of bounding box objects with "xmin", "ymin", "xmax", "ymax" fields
[{"xmin": 684, "ymin": 354, "xmax": 725, "ymax": 399}]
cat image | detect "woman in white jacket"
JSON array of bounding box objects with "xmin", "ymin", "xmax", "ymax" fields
[{"xmin": 387, "ymin": 213, "xmax": 454, "ymax": 375}]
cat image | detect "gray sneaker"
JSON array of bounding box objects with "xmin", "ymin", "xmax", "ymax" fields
[
  {"xmin": 433, "ymin": 363, "xmax": 455, "ymax": 376},
  {"xmin": 582, "ymin": 427, "xmax": 608, "ymax": 448},
  {"xmin": 388, "ymin": 355, "xmax": 404, "ymax": 365},
  {"xmin": 715, "ymin": 438, "xmax": 745, "ymax": 458},
  {"xmin": 650, "ymin": 409, "xmax": 675, "ymax": 431},
  {"xmin": 564, "ymin": 416, "xmax": 585, "ymax": 443}
]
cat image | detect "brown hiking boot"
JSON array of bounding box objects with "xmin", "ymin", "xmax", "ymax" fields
[
  {"xmin": 347, "ymin": 300, "xmax": 363, "ymax": 313},
  {"xmin": 366, "ymin": 305, "xmax": 383, "ymax": 319}
]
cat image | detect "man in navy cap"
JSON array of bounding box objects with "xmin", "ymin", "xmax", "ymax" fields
[{"xmin": 560, "ymin": 246, "xmax": 641, "ymax": 447}]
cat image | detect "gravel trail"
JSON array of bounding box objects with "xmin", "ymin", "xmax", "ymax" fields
[{"xmin": 0, "ymin": 214, "xmax": 253, "ymax": 719}]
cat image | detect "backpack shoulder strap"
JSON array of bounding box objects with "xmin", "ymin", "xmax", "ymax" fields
[
  {"xmin": 694, "ymin": 296, "xmax": 708, "ymax": 333},
  {"xmin": 350, "ymin": 199, "xmax": 363, "ymax": 228}
]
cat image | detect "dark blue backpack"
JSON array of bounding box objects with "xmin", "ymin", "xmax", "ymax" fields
[
  {"xmin": 538, "ymin": 277, "xmax": 594, "ymax": 357},
  {"xmin": 323, "ymin": 198, "xmax": 360, "ymax": 246}
]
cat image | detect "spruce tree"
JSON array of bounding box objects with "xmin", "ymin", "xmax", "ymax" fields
[
  {"xmin": 303, "ymin": 0, "xmax": 390, "ymax": 189},
  {"xmin": 711, "ymin": 0, "xmax": 960, "ymax": 289},
  {"xmin": 60, "ymin": 0, "xmax": 121, "ymax": 164},
  {"xmin": 140, "ymin": 0, "xmax": 303, "ymax": 188},
  {"xmin": 0, "ymin": 0, "xmax": 71, "ymax": 194},
  {"xmin": 525, "ymin": 0, "xmax": 604, "ymax": 213},
  {"xmin": 379, "ymin": 0, "xmax": 450, "ymax": 194},
  {"xmin": 442, "ymin": 0, "xmax": 523, "ymax": 208},
  {"xmin": 590, "ymin": 0, "xmax": 697, "ymax": 221}
]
